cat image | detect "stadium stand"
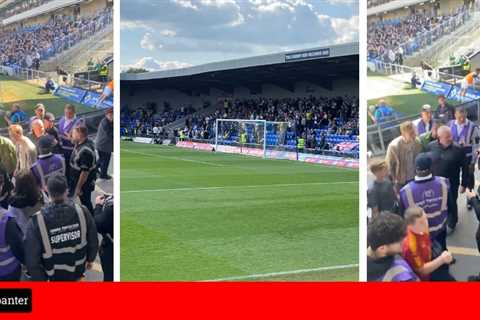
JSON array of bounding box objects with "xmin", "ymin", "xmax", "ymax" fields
[
  {"xmin": 368, "ymin": 4, "xmax": 470, "ymax": 62},
  {"xmin": 121, "ymin": 44, "xmax": 359, "ymax": 160},
  {"xmin": 0, "ymin": 6, "xmax": 112, "ymax": 69}
]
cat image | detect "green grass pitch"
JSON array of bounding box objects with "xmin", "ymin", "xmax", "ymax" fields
[
  {"xmin": 0, "ymin": 74, "xmax": 90, "ymax": 127},
  {"xmin": 120, "ymin": 141, "xmax": 359, "ymax": 281},
  {"xmin": 367, "ymin": 72, "xmax": 456, "ymax": 124}
]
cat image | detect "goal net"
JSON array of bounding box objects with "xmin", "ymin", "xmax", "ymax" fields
[{"xmin": 215, "ymin": 119, "xmax": 291, "ymax": 159}]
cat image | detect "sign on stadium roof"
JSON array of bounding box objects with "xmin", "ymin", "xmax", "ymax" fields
[
  {"xmin": 121, "ymin": 42, "xmax": 358, "ymax": 82},
  {"xmin": 285, "ymin": 48, "xmax": 330, "ymax": 62}
]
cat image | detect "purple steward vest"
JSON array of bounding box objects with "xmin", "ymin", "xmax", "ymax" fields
[
  {"xmin": 448, "ymin": 120, "xmax": 475, "ymax": 158},
  {"xmin": 400, "ymin": 176, "xmax": 449, "ymax": 240},
  {"xmin": 57, "ymin": 117, "xmax": 82, "ymax": 152},
  {"xmin": 414, "ymin": 119, "xmax": 431, "ymax": 135},
  {"xmin": 378, "ymin": 256, "xmax": 419, "ymax": 282},
  {"xmin": 0, "ymin": 213, "xmax": 21, "ymax": 277},
  {"xmin": 31, "ymin": 154, "xmax": 66, "ymax": 190}
]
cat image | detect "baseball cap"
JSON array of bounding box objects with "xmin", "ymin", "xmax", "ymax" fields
[
  {"xmin": 415, "ymin": 153, "xmax": 432, "ymax": 171},
  {"xmin": 421, "ymin": 104, "xmax": 432, "ymax": 112}
]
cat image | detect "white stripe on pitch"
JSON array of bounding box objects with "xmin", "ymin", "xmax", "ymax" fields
[
  {"xmin": 121, "ymin": 181, "xmax": 357, "ymax": 194},
  {"xmin": 122, "ymin": 149, "xmax": 226, "ymax": 167},
  {"xmin": 202, "ymin": 263, "xmax": 359, "ymax": 281}
]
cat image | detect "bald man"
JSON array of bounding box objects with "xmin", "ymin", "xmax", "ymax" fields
[
  {"xmin": 31, "ymin": 118, "xmax": 45, "ymax": 144},
  {"xmin": 426, "ymin": 126, "xmax": 469, "ymax": 230}
]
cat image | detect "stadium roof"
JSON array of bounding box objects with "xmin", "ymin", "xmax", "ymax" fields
[
  {"xmin": 1, "ymin": 0, "xmax": 84, "ymax": 26},
  {"xmin": 121, "ymin": 42, "xmax": 358, "ymax": 83},
  {"xmin": 368, "ymin": 0, "xmax": 427, "ymax": 17}
]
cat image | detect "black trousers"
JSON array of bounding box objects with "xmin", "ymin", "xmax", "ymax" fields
[
  {"xmin": 97, "ymin": 151, "xmax": 111, "ymax": 178},
  {"xmin": 100, "ymin": 241, "xmax": 113, "ymax": 282},
  {"xmin": 449, "ymin": 183, "xmax": 459, "ymax": 228},
  {"xmin": 79, "ymin": 187, "xmax": 94, "ymax": 214}
]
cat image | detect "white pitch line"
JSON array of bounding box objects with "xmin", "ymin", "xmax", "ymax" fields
[
  {"xmin": 122, "ymin": 148, "xmax": 226, "ymax": 167},
  {"xmin": 121, "ymin": 181, "xmax": 358, "ymax": 194},
  {"xmin": 202, "ymin": 263, "xmax": 359, "ymax": 281}
]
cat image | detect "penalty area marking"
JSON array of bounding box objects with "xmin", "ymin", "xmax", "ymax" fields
[
  {"xmin": 202, "ymin": 263, "xmax": 359, "ymax": 281},
  {"xmin": 121, "ymin": 181, "xmax": 358, "ymax": 194}
]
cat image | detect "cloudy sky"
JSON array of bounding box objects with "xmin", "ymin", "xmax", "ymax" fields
[{"xmin": 121, "ymin": 0, "xmax": 358, "ymax": 72}]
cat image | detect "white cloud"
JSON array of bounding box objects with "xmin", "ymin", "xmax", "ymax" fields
[
  {"xmin": 140, "ymin": 32, "xmax": 161, "ymax": 51},
  {"xmin": 172, "ymin": 0, "xmax": 198, "ymax": 10},
  {"xmin": 122, "ymin": 57, "xmax": 193, "ymax": 72},
  {"xmin": 160, "ymin": 29, "xmax": 177, "ymax": 37},
  {"xmin": 330, "ymin": 15, "xmax": 358, "ymax": 43},
  {"xmin": 120, "ymin": 20, "xmax": 153, "ymax": 31}
]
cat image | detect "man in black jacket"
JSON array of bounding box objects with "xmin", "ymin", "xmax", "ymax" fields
[
  {"xmin": 94, "ymin": 194, "xmax": 113, "ymax": 281},
  {"xmin": 95, "ymin": 108, "xmax": 113, "ymax": 180},
  {"xmin": 426, "ymin": 125, "xmax": 469, "ymax": 230},
  {"xmin": 25, "ymin": 175, "xmax": 98, "ymax": 281}
]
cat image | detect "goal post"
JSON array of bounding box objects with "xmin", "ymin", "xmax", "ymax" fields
[{"xmin": 215, "ymin": 118, "xmax": 290, "ymax": 159}]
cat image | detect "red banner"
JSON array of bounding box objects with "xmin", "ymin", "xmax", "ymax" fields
[{"xmin": 0, "ymin": 282, "xmax": 477, "ymax": 318}]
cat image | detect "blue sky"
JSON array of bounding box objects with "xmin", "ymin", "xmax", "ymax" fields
[{"xmin": 121, "ymin": 0, "xmax": 358, "ymax": 71}]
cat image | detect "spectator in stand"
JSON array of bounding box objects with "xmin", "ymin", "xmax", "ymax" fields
[
  {"xmin": 45, "ymin": 77, "xmax": 57, "ymax": 93},
  {"xmin": 385, "ymin": 121, "xmax": 422, "ymax": 193},
  {"xmin": 4, "ymin": 104, "xmax": 27, "ymax": 125},
  {"xmin": 402, "ymin": 206, "xmax": 454, "ymax": 281},
  {"xmin": 368, "ymin": 160, "xmax": 398, "ymax": 219},
  {"xmin": 7, "ymin": 171, "xmax": 44, "ymax": 238},
  {"xmin": 31, "ymin": 119, "xmax": 45, "ymax": 144},
  {"xmin": 413, "ymin": 104, "xmax": 433, "ymax": 135},
  {"xmin": 95, "ymin": 108, "xmax": 113, "ymax": 180},
  {"xmin": 43, "ymin": 112, "xmax": 61, "ymax": 154},
  {"xmin": 57, "ymin": 104, "xmax": 83, "ymax": 178},
  {"xmin": 9, "ymin": 125, "xmax": 37, "ymax": 175},
  {"xmin": 0, "ymin": 167, "xmax": 13, "ymax": 211},
  {"xmin": 435, "ymin": 95, "xmax": 454, "ymax": 122},
  {"xmin": 374, "ymin": 99, "xmax": 395, "ymax": 123},
  {"xmin": 94, "ymin": 194, "xmax": 113, "ymax": 281},
  {"xmin": 367, "ymin": 212, "xmax": 418, "ymax": 282},
  {"xmin": 0, "ymin": 135, "xmax": 17, "ymax": 177}
]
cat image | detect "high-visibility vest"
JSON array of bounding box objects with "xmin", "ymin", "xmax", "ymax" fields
[
  {"xmin": 0, "ymin": 213, "xmax": 21, "ymax": 278},
  {"xmin": 99, "ymin": 65, "xmax": 108, "ymax": 76},
  {"xmin": 33, "ymin": 203, "xmax": 88, "ymax": 280},
  {"xmin": 297, "ymin": 138, "xmax": 305, "ymax": 148}
]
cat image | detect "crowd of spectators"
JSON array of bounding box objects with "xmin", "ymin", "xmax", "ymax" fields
[
  {"xmin": 121, "ymin": 95, "xmax": 359, "ymax": 155},
  {"xmin": 368, "ymin": 6, "xmax": 468, "ymax": 62},
  {"xmin": 0, "ymin": 102, "xmax": 113, "ymax": 281},
  {"xmin": 182, "ymin": 96, "xmax": 358, "ymax": 142},
  {"xmin": 0, "ymin": 7, "xmax": 112, "ymax": 69},
  {"xmin": 367, "ymin": 100, "xmax": 480, "ymax": 281},
  {"xmin": 121, "ymin": 103, "xmax": 197, "ymax": 137}
]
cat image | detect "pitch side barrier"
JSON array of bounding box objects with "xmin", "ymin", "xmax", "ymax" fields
[
  {"xmin": 368, "ymin": 98, "xmax": 480, "ymax": 156},
  {"xmin": 174, "ymin": 139, "xmax": 359, "ymax": 169}
]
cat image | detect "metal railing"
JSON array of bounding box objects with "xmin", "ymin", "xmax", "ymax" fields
[
  {"xmin": 368, "ymin": 98, "xmax": 480, "ymax": 156},
  {"xmin": 369, "ymin": 60, "xmax": 463, "ymax": 84},
  {"xmin": 1, "ymin": 65, "xmax": 104, "ymax": 92}
]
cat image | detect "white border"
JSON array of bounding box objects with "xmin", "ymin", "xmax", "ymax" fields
[
  {"xmin": 358, "ymin": 0, "xmax": 367, "ymax": 282},
  {"xmin": 113, "ymin": 0, "xmax": 121, "ymax": 282}
]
